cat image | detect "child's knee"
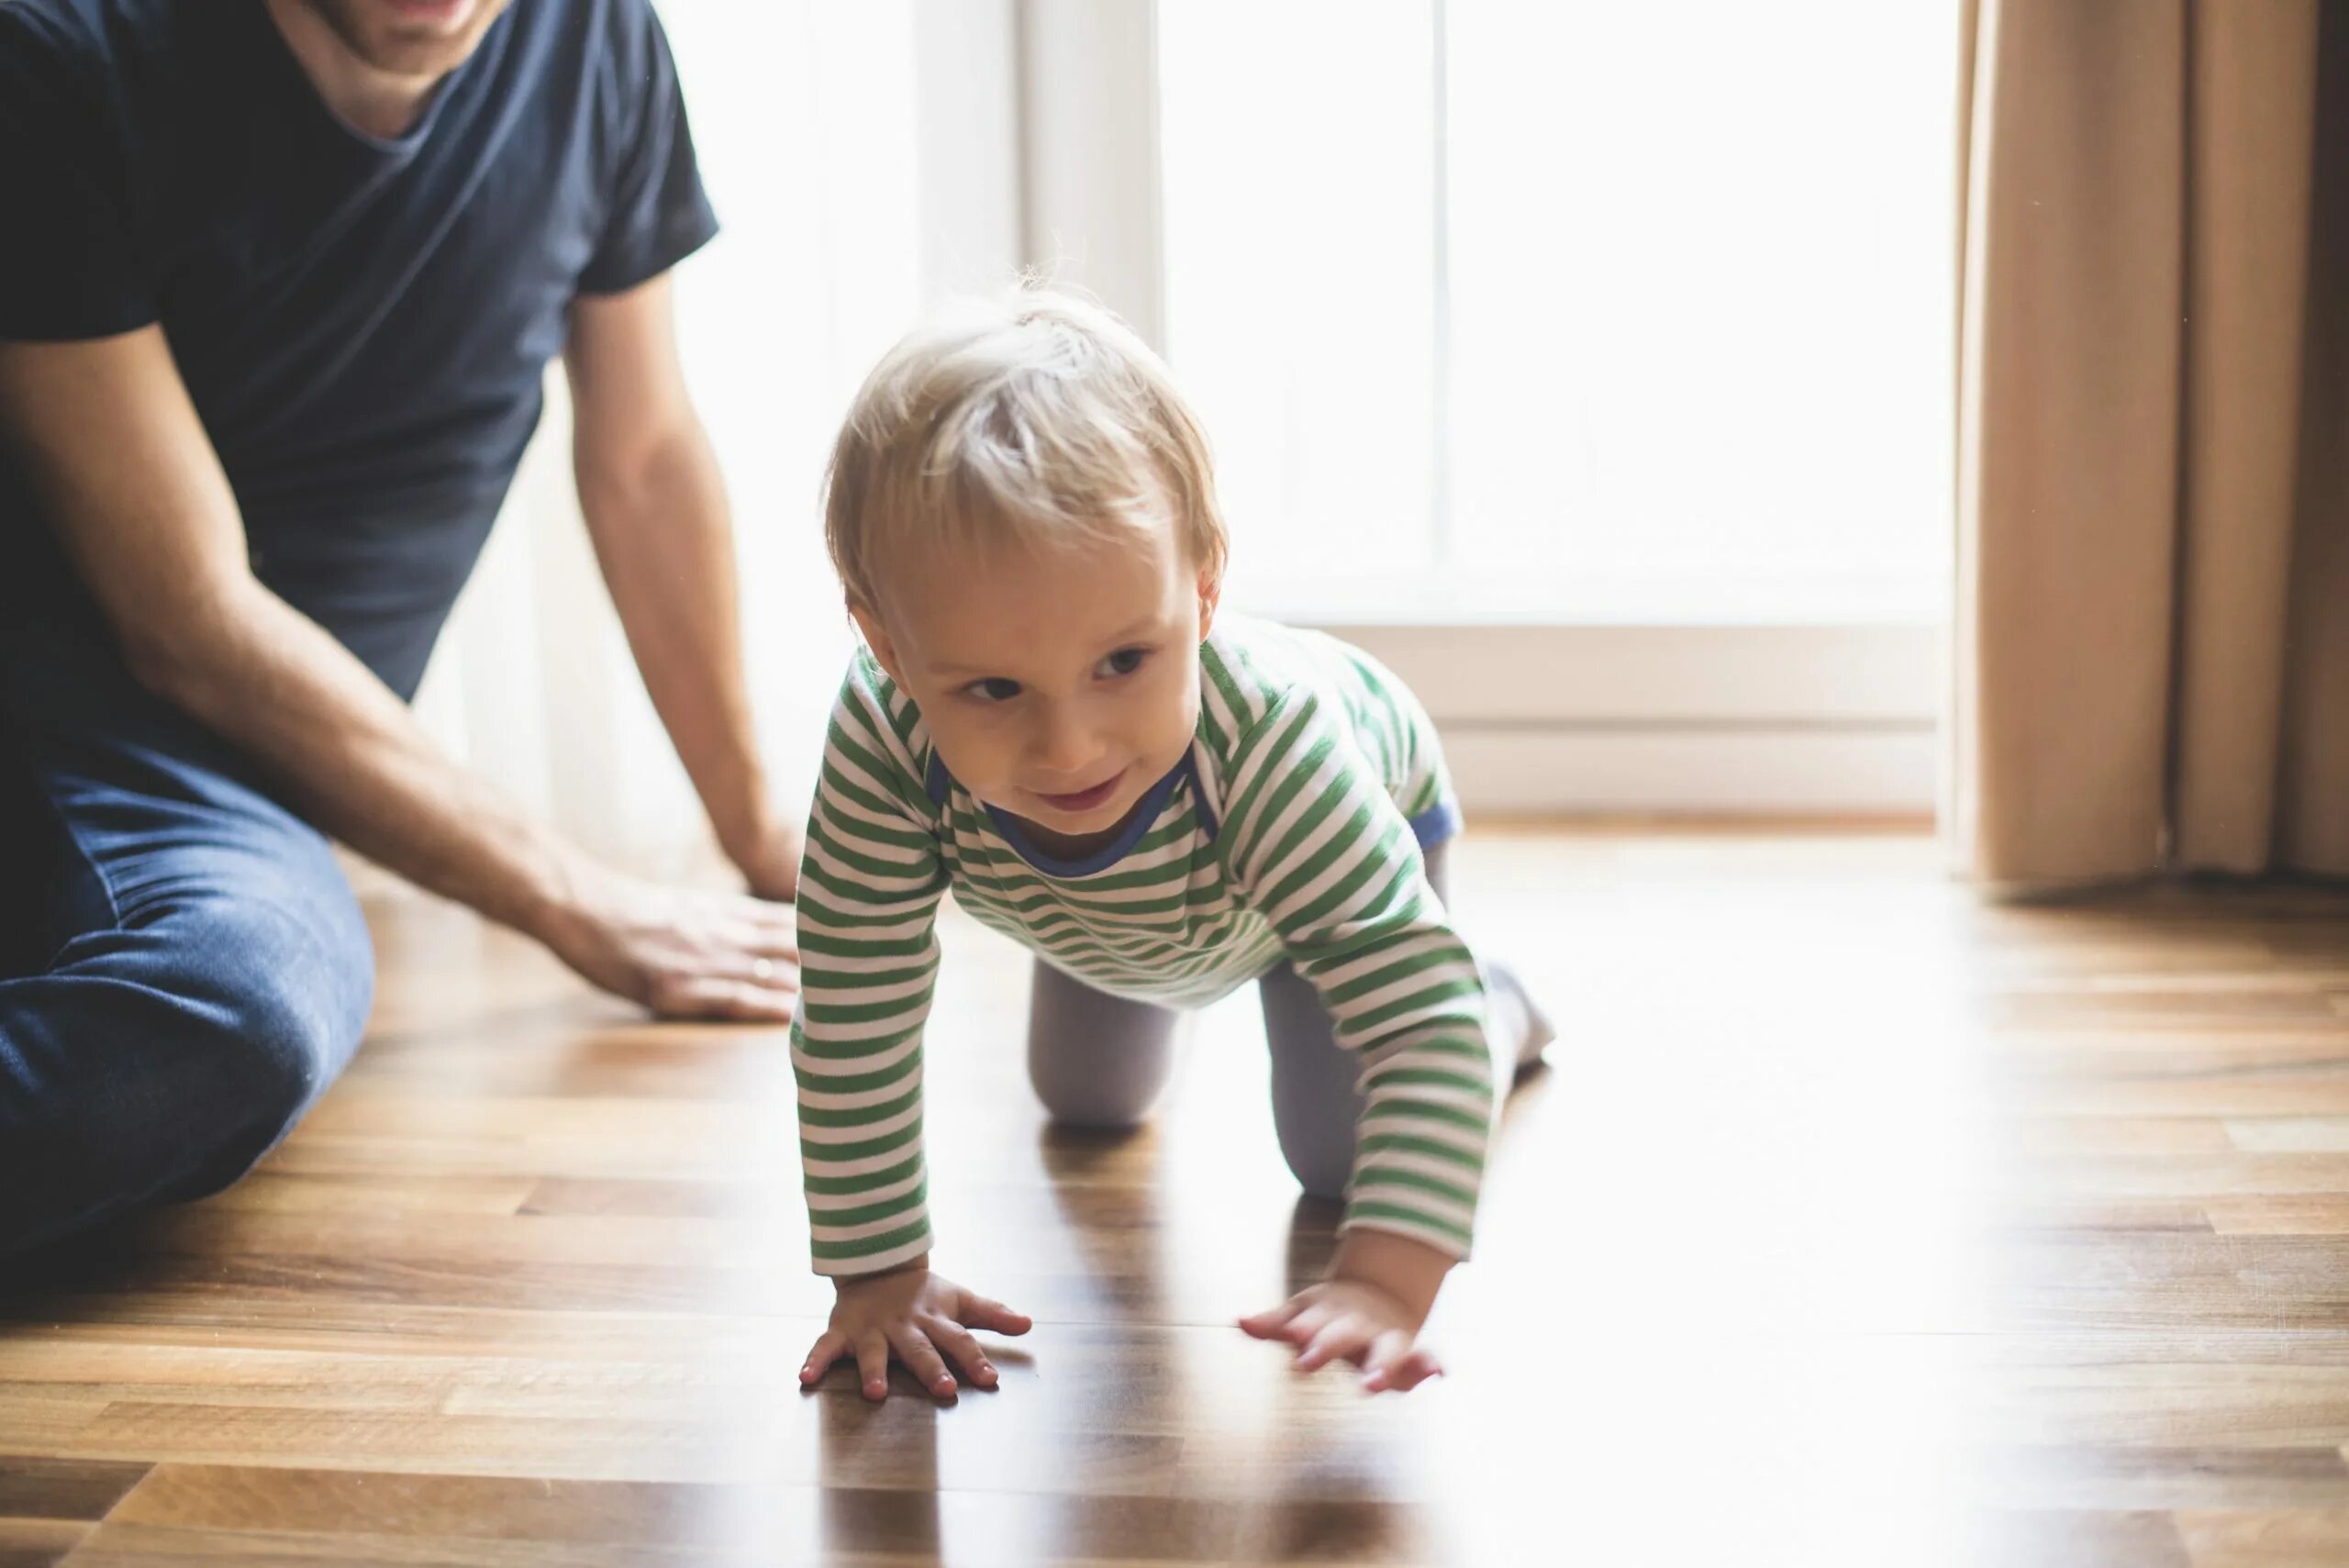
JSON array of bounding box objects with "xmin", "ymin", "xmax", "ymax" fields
[
  {"xmin": 1028, "ymin": 1066, "xmax": 1163, "ymax": 1129},
  {"xmin": 1278, "ymin": 1132, "xmax": 1353, "ymax": 1202},
  {"xmin": 1025, "ymin": 962, "xmax": 1183, "ymax": 1129},
  {"xmin": 1270, "ymin": 1073, "xmax": 1357, "ymax": 1197},
  {"xmin": 1026, "ymin": 1031, "xmax": 1175, "ymax": 1129}
]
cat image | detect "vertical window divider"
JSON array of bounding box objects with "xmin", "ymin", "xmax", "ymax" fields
[{"xmin": 1430, "ymin": 0, "xmax": 1455, "ymax": 573}]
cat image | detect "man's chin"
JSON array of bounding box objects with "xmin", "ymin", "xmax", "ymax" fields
[{"xmin": 311, "ymin": 0, "xmax": 504, "ymax": 77}]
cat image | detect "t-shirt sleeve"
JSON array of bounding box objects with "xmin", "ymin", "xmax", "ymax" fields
[
  {"xmin": 576, "ymin": 2, "xmax": 719, "ymax": 296},
  {"xmin": 1220, "ymin": 685, "xmax": 1497, "ymax": 1262},
  {"xmin": 0, "ymin": 13, "xmax": 158, "ymax": 341},
  {"xmin": 791, "ymin": 655, "xmax": 951, "ymax": 1277}
]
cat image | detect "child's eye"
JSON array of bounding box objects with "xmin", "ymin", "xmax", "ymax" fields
[
  {"xmin": 964, "ymin": 677, "xmax": 1022, "ymax": 703},
  {"xmin": 1097, "ymin": 648, "xmax": 1150, "ymax": 679}
]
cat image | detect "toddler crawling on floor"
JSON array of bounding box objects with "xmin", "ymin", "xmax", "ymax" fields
[{"xmin": 790, "ymin": 287, "xmax": 1551, "ymax": 1400}]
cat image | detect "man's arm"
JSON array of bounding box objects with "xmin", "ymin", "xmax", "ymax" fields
[
  {"xmin": 0, "ymin": 327, "xmax": 798, "ymax": 1018},
  {"xmin": 564, "ymin": 272, "xmax": 799, "ymax": 900}
]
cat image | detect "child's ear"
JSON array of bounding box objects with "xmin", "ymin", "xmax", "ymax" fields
[
  {"xmin": 1197, "ymin": 568, "xmax": 1223, "ymax": 642},
  {"xmin": 847, "ymin": 597, "xmax": 907, "ymax": 686}
]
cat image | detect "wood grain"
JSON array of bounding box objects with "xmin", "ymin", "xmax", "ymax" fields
[{"xmin": 4, "ymin": 830, "xmax": 2349, "ymax": 1564}]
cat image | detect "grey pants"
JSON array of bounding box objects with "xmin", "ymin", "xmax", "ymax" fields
[{"xmin": 1027, "ymin": 843, "xmax": 1465, "ymax": 1200}]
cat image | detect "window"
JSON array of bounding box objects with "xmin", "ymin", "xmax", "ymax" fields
[{"xmin": 1157, "ymin": 0, "xmax": 1957, "ymax": 624}]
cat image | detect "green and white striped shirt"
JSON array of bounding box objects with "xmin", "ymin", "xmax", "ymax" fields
[{"xmin": 790, "ymin": 616, "xmax": 1497, "ymax": 1276}]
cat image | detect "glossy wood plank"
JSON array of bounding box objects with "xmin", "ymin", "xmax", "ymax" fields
[
  {"xmin": 0, "ymin": 1459, "xmax": 149, "ymax": 1524},
  {"xmin": 1, "ymin": 832, "xmax": 2347, "ymax": 1563},
  {"xmin": 0, "ymin": 1518, "xmax": 92, "ymax": 1568},
  {"xmin": 2175, "ymin": 1509, "xmax": 2349, "ymax": 1568}
]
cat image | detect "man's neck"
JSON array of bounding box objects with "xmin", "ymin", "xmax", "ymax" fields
[{"xmin": 263, "ymin": 0, "xmax": 442, "ymax": 140}]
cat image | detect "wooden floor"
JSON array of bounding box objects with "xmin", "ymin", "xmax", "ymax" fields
[{"xmin": 6, "ymin": 828, "xmax": 2349, "ymax": 1564}]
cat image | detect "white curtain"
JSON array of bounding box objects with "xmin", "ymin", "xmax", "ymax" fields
[{"xmin": 409, "ymin": 2, "xmax": 947, "ymax": 879}]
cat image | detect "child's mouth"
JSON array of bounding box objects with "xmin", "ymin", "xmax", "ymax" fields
[{"xmin": 1034, "ymin": 771, "xmax": 1125, "ymax": 814}]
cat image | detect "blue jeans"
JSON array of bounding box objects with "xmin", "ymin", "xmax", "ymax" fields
[{"xmin": 0, "ymin": 599, "xmax": 375, "ymax": 1262}]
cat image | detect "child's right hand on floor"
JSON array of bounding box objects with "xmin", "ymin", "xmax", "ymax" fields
[{"xmin": 798, "ymin": 1256, "xmax": 1033, "ymax": 1402}]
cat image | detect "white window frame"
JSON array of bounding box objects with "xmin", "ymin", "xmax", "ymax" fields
[{"xmin": 909, "ymin": 0, "xmax": 1943, "ymax": 818}]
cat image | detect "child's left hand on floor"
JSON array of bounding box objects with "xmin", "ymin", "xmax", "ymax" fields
[{"xmin": 1237, "ymin": 1278, "xmax": 1444, "ymax": 1395}]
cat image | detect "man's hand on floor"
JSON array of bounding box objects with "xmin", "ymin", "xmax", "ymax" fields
[{"xmin": 536, "ymin": 854, "xmax": 801, "ymax": 1020}]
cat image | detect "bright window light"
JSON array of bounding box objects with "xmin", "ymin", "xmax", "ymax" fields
[{"xmin": 1159, "ymin": 1, "xmax": 1956, "ymax": 622}]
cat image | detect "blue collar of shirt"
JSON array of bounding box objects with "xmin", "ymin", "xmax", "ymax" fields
[{"xmin": 924, "ymin": 746, "xmax": 1220, "ymax": 878}]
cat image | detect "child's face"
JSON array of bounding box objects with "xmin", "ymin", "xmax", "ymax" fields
[{"xmin": 852, "ymin": 514, "xmax": 1218, "ymax": 849}]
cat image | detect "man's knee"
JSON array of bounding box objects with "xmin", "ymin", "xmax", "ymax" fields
[
  {"xmin": 0, "ymin": 881, "xmax": 374, "ymax": 1258},
  {"xmin": 186, "ymin": 886, "xmax": 374, "ymax": 1141}
]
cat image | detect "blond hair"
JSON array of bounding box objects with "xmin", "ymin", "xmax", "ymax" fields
[{"xmin": 821, "ymin": 284, "xmax": 1227, "ymax": 614}]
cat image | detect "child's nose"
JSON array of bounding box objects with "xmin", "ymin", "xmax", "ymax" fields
[{"xmin": 1031, "ymin": 707, "xmax": 1105, "ymax": 774}]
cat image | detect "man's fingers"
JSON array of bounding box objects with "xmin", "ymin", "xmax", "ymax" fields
[
  {"xmin": 729, "ymin": 895, "xmax": 802, "ymax": 933},
  {"xmin": 888, "ymin": 1323, "xmax": 959, "ymax": 1401},
  {"xmin": 956, "ymin": 1291, "xmax": 1032, "ymax": 1336},
  {"xmin": 705, "ymin": 922, "xmax": 801, "ymax": 985},
  {"xmin": 726, "ymin": 940, "xmax": 802, "ymax": 996},
  {"xmin": 920, "ymin": 1316, "xmax": 999, "ymax": 1390},
  {"xmin": 709, "ymin": 977, "xmax": 796, "ymax": 1019},
  {"xmin": 855, "ymin": 1332, "xmax": 891, "ymax": 1402},
  {"xmin": 718, "ymin": 915, "xmax": 799, "ymax": 959},
  {"xmin": 800, "ymin": 1330, "xmax": 849, "ymax": 1387},
  {"xmin": 650, "ymin": 975, "xmax": 797, "ymax": 1022}
]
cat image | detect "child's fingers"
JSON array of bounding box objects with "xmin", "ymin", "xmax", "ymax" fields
[
  {"xmin": 920, "ymin": 1315, "xmax": 999, "ymax": 1390},
  {"xmin": 1374, "ymin": 1347, "xmax": 1445, "ymax": 1395},
  {"xmin": 799, "ymin": 1329, "xmax": 849, "ymax": 1386},
  {"xmin": 1397, "ymin": 1351, "xmax": 1445, "ymax": 1390},
  {"xmin": 1277, "ymin": 1304, "xmax": 1336, "ymax": 1348},
  {"xmin": 1236, "ymin": 1297, "xmax": 1306, "ymax": 1340},
  {"xmin": 1293, "ymin": 1318, "xmax": 1372, "ymax": 1373},
  {"xmin": 855, "ymin": 1331, "xmax": 891, "ymax": 1401},
  {"xmin": 1359, "ymin": 1329, "xmax": 1415, "ymax": 1392},
  {"xmin": 956, "ymin": 1292, "xmax": 1033, "ymax": 1336},
  {"xmin": 888, "ymin": 1322, "xmax": 961, "ymax": 1401}
]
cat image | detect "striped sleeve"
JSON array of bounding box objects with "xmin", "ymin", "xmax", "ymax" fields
[
  {"xmin": 1220, "ymin": 686, "xmax": 1496, "ymax": 1261},
  {"xmin": 790, "ymin": 660, "xmax": 951, "ymax": 1278}
]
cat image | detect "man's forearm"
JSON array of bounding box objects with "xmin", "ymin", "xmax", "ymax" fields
[
  {"xmin": 137, "ymin": 576, "xmax": 579, "ymax": 939},
  {"xmin": 575, "ymin": 419, "xmax": 778, "ymax": 863},
  {"xmin": 0, "ymin": 328, "xmax": 589, "ymax": 949}
]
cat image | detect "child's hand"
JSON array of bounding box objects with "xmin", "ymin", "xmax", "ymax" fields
[
  {"xmin": 799, "ymin": 1258, "xmax": 1032, "ymax": 1402},
  {"xmin": 1238, "ymin": 1278, "xmax": 1444, "ymax": 1395}
]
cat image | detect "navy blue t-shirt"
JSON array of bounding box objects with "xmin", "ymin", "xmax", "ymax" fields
[{"xmin": 0, "ymin": 0, "xmax": 717, "ymax": 700}]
